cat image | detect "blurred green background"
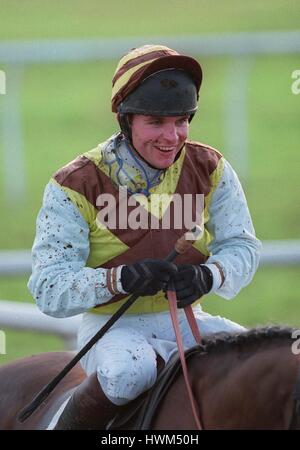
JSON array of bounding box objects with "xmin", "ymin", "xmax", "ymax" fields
[{"xmin": 0, "ymin": 0, "xmax": 299, "ymax": 364}]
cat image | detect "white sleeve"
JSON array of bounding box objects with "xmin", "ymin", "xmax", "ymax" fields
[
  {"xmin": 204, "ymin": 159, "xmax": 262, "ymax": 299},
  {"xmin": 28, "ymin": 182, "xmax": 122, "ymax": 318}
]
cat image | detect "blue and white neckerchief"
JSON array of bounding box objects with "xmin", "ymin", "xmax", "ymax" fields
[{"xmin": 102, "ymin": 133, "xmax": 164, "ymax": 197}]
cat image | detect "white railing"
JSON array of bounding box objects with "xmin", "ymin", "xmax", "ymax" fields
[
  {"xmin": 1, "ymin": 32, "xmax": 300, "ymax": 62},
  {"xmin": 0, "ymin": 300, "xmax": 80, "ymax": 350}
]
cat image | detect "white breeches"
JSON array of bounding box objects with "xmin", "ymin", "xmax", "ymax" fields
[{"xmin": 77, "ymin": 305, "xmax": 245, "ymax": 405}]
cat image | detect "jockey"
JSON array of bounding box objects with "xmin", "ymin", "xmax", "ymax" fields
[{"xmin": 28, "ymin": 44, "xmax": 261, "ymax": 429}]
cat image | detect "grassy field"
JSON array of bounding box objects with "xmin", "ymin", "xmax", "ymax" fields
[
  {"xmin": 0, "ymin": 0, "xmax": 300, "ymax": 39},
  {"xmin": 0, "ymin": 0, "xmax": 299, "ymax": 364}
]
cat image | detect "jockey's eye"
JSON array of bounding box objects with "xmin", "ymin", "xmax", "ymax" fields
[
  {"xmin": 176, "ymin": 117, "xmax": 189, "ymax": 126},
  {"xmin": 148, "ymin": 119, "xmax": 163, "ymax": 125}
]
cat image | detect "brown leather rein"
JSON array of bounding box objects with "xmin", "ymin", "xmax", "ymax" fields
[{"xmin": 167, "ymin": 286, "xmax": 203, "ymax": 430}]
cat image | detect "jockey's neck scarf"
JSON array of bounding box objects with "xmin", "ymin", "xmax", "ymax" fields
[{"xmin": 102, "ymin": 133, "xmax": 164, "ymax": 196}]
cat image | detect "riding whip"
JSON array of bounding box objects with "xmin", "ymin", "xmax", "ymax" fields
[{"xmin": 18, "ymin": 225, "xmax": 202, "ymax": 422}]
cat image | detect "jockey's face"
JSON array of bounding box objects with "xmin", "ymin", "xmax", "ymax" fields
[{"xmin": 131, "ymin": 114, "xmax": 189, "ymax": 169}]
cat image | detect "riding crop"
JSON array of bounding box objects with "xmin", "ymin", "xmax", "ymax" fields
[{"xmin": 18, "ymin": 226, "xmax": 201, "ymax": 422}]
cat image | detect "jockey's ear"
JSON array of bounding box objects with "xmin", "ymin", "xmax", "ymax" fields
[{"xmin": 116, "ymin": 112, "xmax": 133, "ymax": 142}]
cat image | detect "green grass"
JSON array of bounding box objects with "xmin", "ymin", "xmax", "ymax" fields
[
  {"xmin": 0, "ymin": 329, "xmax": 63, "ymax": 365},
  {"xmin": 204, "ymin": 266, "xmax": 300, "ymax": 328},
  {"xmin": 0, "ymin": 0, "xmax": 299, "ymax": 365},
  {"xmin": 0, "ymin": 0, "xmax": 299, "ymax": 40}
]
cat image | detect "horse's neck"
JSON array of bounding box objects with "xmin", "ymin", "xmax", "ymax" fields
[{"xmin": 190, "ymin": 342, "xmax": 300, "ymax": 429}]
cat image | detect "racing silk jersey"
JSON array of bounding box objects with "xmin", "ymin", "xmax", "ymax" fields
[{"xmin": 28, "ymin": 134, "xmax": 261, "ymax": 318}]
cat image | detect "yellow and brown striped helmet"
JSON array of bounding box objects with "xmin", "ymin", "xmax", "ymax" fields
[{"xmin": 111, "ymin": 44, "xmax": 202, "ymax": 114}]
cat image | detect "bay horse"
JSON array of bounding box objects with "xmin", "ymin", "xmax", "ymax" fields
[{"xmin": 0, "ymin": 326, "xmax": 299, "ymax": 430}]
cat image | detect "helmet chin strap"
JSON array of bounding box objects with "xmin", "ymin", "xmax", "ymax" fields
[
  {"xmin": 117, "ymin": 112, "xmax": 132, "ymax": 143},
  {"xmin": 116, "ymin": 112, "xmax": 146, "ymax": 164}
]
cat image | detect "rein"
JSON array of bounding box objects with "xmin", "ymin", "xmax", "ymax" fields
[{"xmin": 167, "ymin": 285, "xmax": 203, "ymax": 430}]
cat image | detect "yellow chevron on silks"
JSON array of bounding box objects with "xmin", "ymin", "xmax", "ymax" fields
[
  {"xmin": 82, "ymin": 145, "xmax": 103, "ymax": 169},
  {"xmin": 84, "ymin": 144, "xmax": 223, "ymax": 228},
  {"xmin": 91, "ymin": 289, "xmax": 203, "ymax": 315}
]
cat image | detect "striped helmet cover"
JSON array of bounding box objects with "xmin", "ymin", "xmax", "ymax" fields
[{"xmin": 111, "ymin": 44, "xmax": 203, "ymax": 113}]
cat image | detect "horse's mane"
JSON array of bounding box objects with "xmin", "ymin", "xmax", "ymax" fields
[{"xmin": 198, "ymin": 325, "xmax": 297, "ymax": 355}]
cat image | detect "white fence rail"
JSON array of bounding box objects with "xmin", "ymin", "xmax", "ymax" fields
[
  {"xmin": 0, "ymin": 300, "xmax": 80, "ymax": 350},
  {"xmin": 1, "ymin": 31, "xmax": 300, "ymax": 62}
]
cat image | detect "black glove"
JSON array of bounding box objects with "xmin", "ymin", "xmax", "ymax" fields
[
  {"xmin": 171, "ymin": 264, "xmax": 213, "ymax": 308},
  {"xmin": 121, "ymin": 259, "xmax": 178, "ymax": 296}
]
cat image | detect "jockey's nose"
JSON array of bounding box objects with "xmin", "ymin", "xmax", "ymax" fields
[{"xmin": 161, "ymin": 123, "xmax": 178, "ymax": 143}]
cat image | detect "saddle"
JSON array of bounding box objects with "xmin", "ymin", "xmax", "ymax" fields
[{"xmin": 107, "ymin": 345, "xmax": 201, "ymax": 430}]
